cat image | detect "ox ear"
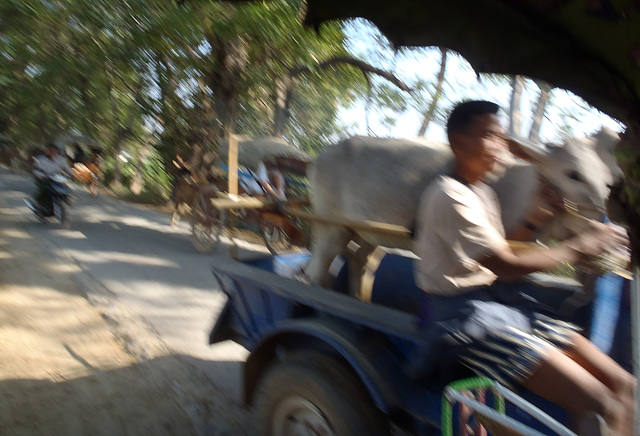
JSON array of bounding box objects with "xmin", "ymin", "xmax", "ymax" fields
[{"xmin": 506, "ymin": 134, "xmax": 549, "ymax": 162}]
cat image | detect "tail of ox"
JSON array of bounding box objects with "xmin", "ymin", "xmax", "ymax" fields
[{"xmin": 304, "ymin": 132, "xmax": 620, "ymax": 293}]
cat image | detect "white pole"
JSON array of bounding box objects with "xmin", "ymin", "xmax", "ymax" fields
[
  {"xmin": 228, "ymin": 133, "xmax": 238, "ymax": 196},
  {"xmin": 632, "ymin": 266, "xmax": 640, "ymax": 432},
  {"xmin": 226, "ymin": 133, "xmax": 239, "ymax": 259}
]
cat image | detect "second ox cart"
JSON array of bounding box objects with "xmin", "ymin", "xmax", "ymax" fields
[{"xmin": 190, "ymin": 136, "xmax": 312, "ymax": 255}]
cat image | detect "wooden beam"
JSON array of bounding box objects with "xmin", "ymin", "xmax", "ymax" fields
[
  {"xmin": 228, "ymin": 133, "xmax": 238, "ymax": 196},
  {"xmin": 209, "ymin": 195, "xmax": 411, "ymax": 237},
  {"xmin": 210, "ymin": 196, "xmax": 309, "ymax": 211},
  {"xmin": 210, "ymin": 196, "xmax": 268, "ymax": 210},
  {"xmin": 281, "ymin": 207, "xmax": 412, "ymax": 238}
]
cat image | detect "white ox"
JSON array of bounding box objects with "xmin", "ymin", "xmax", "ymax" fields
[{"xmin": 304, "ymin": 129, "xmax": 620, "ymax": 289}]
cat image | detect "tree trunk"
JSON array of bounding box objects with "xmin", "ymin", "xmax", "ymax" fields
[
  {"xmin": 528, "ymin": 82, "xmax": 552, "ymax": 143},
  {"xmin": 156, "ymin": 53, "xmax": 183, "ymax": 165},
  {"xmin": 78, "ymin": 73, "xmax": 95, "ymax": 138},
  {"xmin": 38, "ymin": 103, "xmax": 51, "ymax": 144},
  {"xmin": 417, "ymin": 48, "xmax": 448, "ymax": 137},
  {"xmin": 206, "ymin": 32, "xmax": 248, "ymax": 144},
  {"xmin": 365, "ymin": 76, "xmax": 372, "ymax": 135},
  {"xmin": 273, "ymin": 75, "xmax": 294, "ymax": 137},
  {"xmin": 508, "ymin": 75, "xmax": 525, "ymax": 136},
  {"xmin": 106, "ymin": 69, "xmax": 123, "ymax": 190},
  {"xmin": 195, "ymin": 77, "xmax": 216, "ymax": 146},
  {"xmin": 270, "ymin": 56, "xmax": 410, "ymax": 138},
  {"xmin": 107, "ymin": 67, "xmax": 141, "ymax": 190},
  {"xmin": 130, "ymin": 142, "xmax": 151, "ymax": 195},
  {"xmin": 53, "ymin": 96, "xmax": 67, "ymax": 138}
]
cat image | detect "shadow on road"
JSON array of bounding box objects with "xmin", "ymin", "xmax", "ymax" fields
[
  {"xmin": 0, "ymin": 168, "xmax": 256, "ymax": 435},
  {"xmin": 0, "ymin": 354, "xmax": 254, "ymax": 436}
]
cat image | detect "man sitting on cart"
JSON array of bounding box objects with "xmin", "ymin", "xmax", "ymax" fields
[
  {"xmin": 414, "ymin": 100, "xmax": 636, "ymax": 435},
  {"xmin": 239, "ymin": 158, "xmax": 286, "ymax": 201}
]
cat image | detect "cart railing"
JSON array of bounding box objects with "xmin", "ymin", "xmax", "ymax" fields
[{"xmin": 442, "ymin": 377, "xmax": 585, "ymax": 436}]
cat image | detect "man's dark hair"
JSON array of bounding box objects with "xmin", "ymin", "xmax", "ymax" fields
[{"xmin": 446, "ymin": 100, "xmax": 500, "ymax": 139}]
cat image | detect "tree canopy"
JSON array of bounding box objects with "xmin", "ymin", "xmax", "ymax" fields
[{"xmin": 0, "ymin": 0, "xmax": 380, "ymax": 164}]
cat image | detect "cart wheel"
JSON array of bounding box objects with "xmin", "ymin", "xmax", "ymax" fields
[
  {"xmin": 259, "ymin": 219, "xmax": 293, "ymax": 255},
  {"xmin": 191, "ymin": 186, "xmax": 225, "ymax": 253},
  {"xmin": 255, "ymin": 351, "xmax": 389, "ymax": 436}
]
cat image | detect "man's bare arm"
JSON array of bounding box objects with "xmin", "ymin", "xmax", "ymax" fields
[
  {"xmin": 481, "ymin": 245, "xmax": 580, "ymax": 280},
  {"xmin": 481, "ymin": 223, "xmax": 628, "ymax": 280}
]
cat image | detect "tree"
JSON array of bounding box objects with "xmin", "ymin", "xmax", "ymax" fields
[
  {"xmin": 417, "ymin": 48, "xmax": 447, "ymax": 137},
  {"xmin": 0, "ymin": 1, "xmax": 441, "ymax": 201},
  {"xmin": 529, "ymin": 81, "xmax": 553, "ymax": 143},
  {"xmin": 508, "ymin": 75, "xmax": 525, "ymax": 137},
  {"xmin": 272, "ymin": 56, "xmax": 411, "ymax": 138}
]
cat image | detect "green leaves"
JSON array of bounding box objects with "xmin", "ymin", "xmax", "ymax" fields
[{"xmin": 0, "ymin": 0, "xmax": 422, "ymax": 199}]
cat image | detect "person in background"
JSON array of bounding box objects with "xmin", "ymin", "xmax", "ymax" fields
[
  {"xmin": 86, "ymin": 149, "xmax": 102, "ymax": 176},
  {"xmin": 413, "ymin": 100, "xmax": 636, "ymax": 435},
  {"xmin": 264, "ymin": 158, "xmax": 286, "ymax": 201},
  {"xmin": 71, "ymin": 143, "xmax": 87, "ymax": 164},
  {"xmin": 239, "ymin": 159, "xmax": 286, "ymax": 201},
  {"xmin": 32, "ymin": 143, "xmax": 73, "ymax": 216}
]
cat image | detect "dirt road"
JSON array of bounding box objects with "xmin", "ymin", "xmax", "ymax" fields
[{"xmin": 0, "ymin": 179, "xmax": 253, "ymax": 435}]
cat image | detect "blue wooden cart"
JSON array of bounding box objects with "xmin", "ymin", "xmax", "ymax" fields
[{"xmin": 208, "ymin": 250, "xmax": 630, "ymax": 435}]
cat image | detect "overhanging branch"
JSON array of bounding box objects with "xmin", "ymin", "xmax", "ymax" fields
[{"xmin": 288, "ymin": 55, "xmax": 412, "ymax": 93}]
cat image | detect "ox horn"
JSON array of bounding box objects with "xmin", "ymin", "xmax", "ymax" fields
[{"xmin": 505, "ymin": 134, "xmax": 548, "ymax": 162}]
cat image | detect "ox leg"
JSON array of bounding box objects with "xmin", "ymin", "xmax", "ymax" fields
[
  {"xmin": 171, "ymin": 207, "xmax": 181, "ymax": 227},
  {"xmin": 304, "ymin": 223, "xmax": 353, "ymax": 289},
  {"xmin": 171, "ymin": 202, "xmax": 190, "ymax": 227},
  {"xmin": 344, "ymin": 236, "xmax": 376, "ymax": 297},
  {"xmin": 169, "ymin": 184, "xmax": 181, "ymax": 227}
]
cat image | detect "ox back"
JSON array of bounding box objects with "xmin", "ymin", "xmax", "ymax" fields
[{"xmin": 305, "ymin": 132, "xmax": 618, "ymax": 289}]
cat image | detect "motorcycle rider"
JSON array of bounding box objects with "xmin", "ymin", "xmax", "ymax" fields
[{"xmin": 31, "ymin": 143, "xmax": 73, "ymax": 217}]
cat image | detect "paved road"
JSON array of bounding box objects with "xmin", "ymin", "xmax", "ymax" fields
[{"xmin": 0, "ymin": 167, "xmax": 263, "ymax": 433}]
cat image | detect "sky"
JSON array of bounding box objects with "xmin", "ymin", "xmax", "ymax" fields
[{"xmin": 339, "ymin": 19, "xmax": 625, "ymax": 145}]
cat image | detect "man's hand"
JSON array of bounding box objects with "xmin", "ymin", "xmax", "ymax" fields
[
  {"xmin": 565, "ymin": 221, "xmax": 629, "ymax": 261},
  {"xmin": 485, "ymin": 221, "xmax": 628, "ymax": 280}
]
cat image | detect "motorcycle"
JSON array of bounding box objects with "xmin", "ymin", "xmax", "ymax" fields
[{"xmin": 24, "ymin": 174, "xmax": 72, "ymax": 229}]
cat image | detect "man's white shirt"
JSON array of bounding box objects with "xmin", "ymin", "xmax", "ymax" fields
[
  {"xmin": 238, "ymin": 162, "xmax": 269, "ymax": 195},
  {"xmin": 33, "ymin": 155, "xmax": 71, "ymax": 179}
]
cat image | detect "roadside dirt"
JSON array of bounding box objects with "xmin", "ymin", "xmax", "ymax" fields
[{"xmin": 0, "ymin": 199, "xmax": 249, "ymax": 435}]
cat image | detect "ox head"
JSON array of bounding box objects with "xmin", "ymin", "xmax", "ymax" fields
[
  {"xmin": 592, "ymin": 127, "xmax": 623, "ymax": 179},
  {"xmin": 510, "ymin": 132, "xmax": 620, "ymax": 228}
]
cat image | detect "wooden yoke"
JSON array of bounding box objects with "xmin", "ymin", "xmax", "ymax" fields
[
  {"xmin": 209, "ymin": 195, "xmax": 411, "ymax": 239},
  {"xmin": 283, "ymin": 207, "xmax": 412, "ymax": 239},
  {"xmin": 209, "ymin": 192, "xmax": 631, "ymax": 280},
  {"xmin": 211, "ymin": 195, "xmax": 267, "ymax": 210},
  {"xmin": 210, "ymin": 195, "xmax": 308, "ymax": 210}
]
